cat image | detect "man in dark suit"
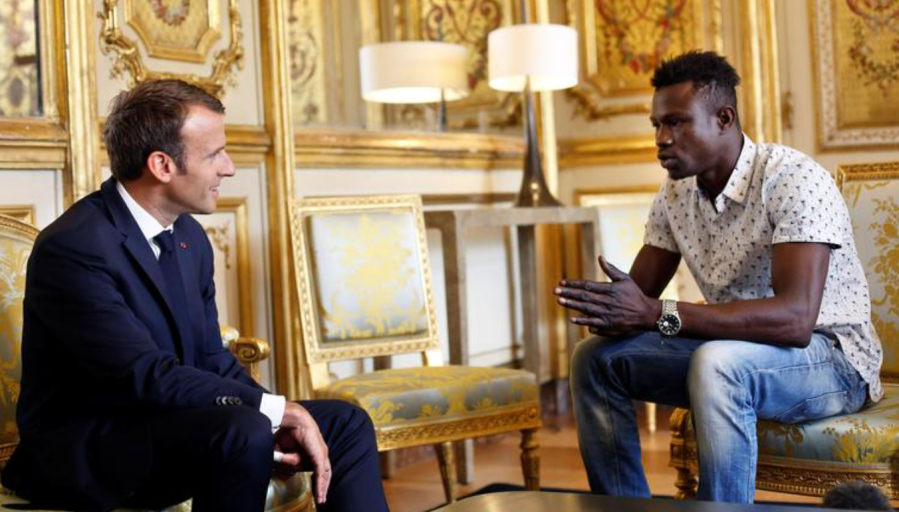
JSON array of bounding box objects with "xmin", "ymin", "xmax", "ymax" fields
[{"xmin": 2, "ymin": 80, "xmax": 390, "ymax": 512}]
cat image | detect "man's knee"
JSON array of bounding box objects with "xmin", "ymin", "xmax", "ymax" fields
[
  {"xmin": 570, "ymin": 336, "xmax": 608, "ymax": 388},
  {"xmin": 687, "ymin": 341, "xmax": 743, "ymax": 398}
]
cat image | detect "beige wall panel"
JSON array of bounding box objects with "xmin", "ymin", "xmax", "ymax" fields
[
  {"xmin": 94, "ymin": 0, "xmax": 265, "ymax": 126},
  {"xmin": 0, "ymin": 170, "xmax": 65, "ymax": 228},
  {"xmin": 777, "ymin": 0, "xmax": 899, "ymax": 171}
]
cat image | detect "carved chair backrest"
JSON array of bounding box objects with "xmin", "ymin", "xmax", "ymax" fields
[
  {"xmin": 289, "ymin": 196, "xmax": 443, "ymax": 391},
  {"xmin": 837, "ymin": 162, "xmax": 899, "ymax": 379},
  {"xmin": 0, "ymin": 215, "xmax": 38, "ymax": 466}
]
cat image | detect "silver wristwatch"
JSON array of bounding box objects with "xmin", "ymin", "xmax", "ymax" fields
[{"xmin": 657, "ymin": 300, "xmax": 682, "ymax": 337}]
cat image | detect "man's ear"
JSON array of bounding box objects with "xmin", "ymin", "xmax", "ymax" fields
[
  {"xmin": 717, "ymin": 106, "xmax": 737, "ymax": 132},
  {"xmin": 145, "ymin": 151, "xmax": 176, "ymax": 183}
]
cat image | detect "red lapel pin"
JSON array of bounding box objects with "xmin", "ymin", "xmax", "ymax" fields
[{"xmin": 180, "ymin": 242, "xmax": 188, "ymax": 249}]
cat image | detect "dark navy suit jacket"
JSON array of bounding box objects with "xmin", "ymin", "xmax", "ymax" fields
[{"xmin": 3, "ymin": 178, "xmax": 266, "ymax": 510}]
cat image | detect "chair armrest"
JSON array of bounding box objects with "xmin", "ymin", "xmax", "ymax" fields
[{"xmin": 220, "ymin": 325, "xmax": 271, "ymax": 383}]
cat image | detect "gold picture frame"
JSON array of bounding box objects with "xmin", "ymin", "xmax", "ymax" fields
[
  {"xmin": 566, "ymin": 0, "xmax": 723, "ymax": 121},
  {"xmin": 99, "ymin": 0, "xmax": 244, "ymax": 98},
  {"xmin": 811, "ymin": 0, "xmax": 899, "ymax": 151}
]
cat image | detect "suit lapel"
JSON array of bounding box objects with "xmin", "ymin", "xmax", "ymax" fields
[
  {"xmin": 100, "ymin": 179, "xmax": 187, "ymax": 359},
  {"xmin": 172, "ymin": 226, "xmax": 198, "ymax": 367}
]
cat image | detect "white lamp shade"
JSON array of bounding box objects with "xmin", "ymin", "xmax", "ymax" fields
[
  {"xmin": 488, "ymin": 24, "xmax": 578, "ymax": 92},
  {"xmin": 359, "ymin": 41, "xmax": 470, "ymax": 104}
]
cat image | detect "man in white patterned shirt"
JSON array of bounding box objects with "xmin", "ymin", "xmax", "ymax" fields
[{"xmin": 555, "ymin": 51, "xmax": 881, "ymax": 503}]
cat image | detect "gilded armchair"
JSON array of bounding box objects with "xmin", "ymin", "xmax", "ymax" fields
[
  {"xmin": 288, "ymin": 195, "xmax": 541, "ymax": 504},
  {"xmin": 0, "ymin": 214, "xmax": 310, "ymax": 512},
  {"xmin": 669, "ymin": 161, "xmax": 899, "ymax": 499}
]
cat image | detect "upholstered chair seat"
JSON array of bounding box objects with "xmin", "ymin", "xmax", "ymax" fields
[{"xmin": 317, "ymin": 366, "xmax": 539, "ymax": 430}]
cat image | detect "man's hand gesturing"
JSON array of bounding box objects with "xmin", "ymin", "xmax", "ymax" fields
[{"xmin": 554, "ymin": 256, "xmax": 661, "ymax": 337}]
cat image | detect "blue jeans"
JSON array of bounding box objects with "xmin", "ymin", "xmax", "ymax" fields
[{"xmin": 570, "ymin": 332, "xmax": 868, "ymax": 503}]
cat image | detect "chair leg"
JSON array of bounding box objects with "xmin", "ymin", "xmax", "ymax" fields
[
  {"xmin": 520, "ymin": 428, "xmax": 540, "ymax": 491},
  {"xmin": 436, "ymin": 441, "xmax": 458, "ymax": 503}
]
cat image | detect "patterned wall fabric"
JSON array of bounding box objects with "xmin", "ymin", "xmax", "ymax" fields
[
  {"xmin": 307, "ymin": 210, "xmax": 429, "ymax": 343},
  {"xmin": 287, "ymin": 0, "xmax": 328, "ymax": 126},
  {"xmin": 0, "ymin": 0, "xmax": 40, "ymax": 117}
]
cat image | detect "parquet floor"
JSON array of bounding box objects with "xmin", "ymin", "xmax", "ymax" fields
[{"xmin": 382, "ymin": 404, "xmax": 821, "ymax": 512}]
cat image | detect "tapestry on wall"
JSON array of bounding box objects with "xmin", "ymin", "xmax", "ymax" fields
[
  {"xmin": 566, "ymin": 0, "xmax": 722, "ymax": 120},
  {"xmin": 0, "ymin": 0, "xmax": 40, "ymax": 117},
  {"xmin": 813, "ymin": 0, "xmax": 899, "ymax": 150}
]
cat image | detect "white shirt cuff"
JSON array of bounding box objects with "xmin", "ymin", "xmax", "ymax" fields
[{"xmin": 260, "ymin": 393, "xmax": 286, "ymax": 429}]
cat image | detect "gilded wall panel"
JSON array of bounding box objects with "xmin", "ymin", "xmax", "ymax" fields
[
  {"xmin": 0, "ymin": 0, "xmax": 40, "ymax": 117},
  {"xmin": 124, "ymin": 0, "xmax": 222, "ymax": 63},
  {"xmin": 566, "ymin": 0, "xmax": 722, "ymax": 120},
  {"xmin": 812, "ymin": 0, "xmax": 899, "ymax": 150},
  {"xmin": 287, "ymin": 0, "xmax": 329, "ymax": 126},
  {"xmin": 388, "ymin": 0, "xmax": 521, "ymax": 129}
]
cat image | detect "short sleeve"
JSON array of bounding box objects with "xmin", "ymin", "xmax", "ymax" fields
[
  {"xmin": 643, "ymin": 185, "xmax": 680, "ymax": 253},
  {"xmin": 766, "ymin": 158, "xmax": 844, "ymax": 247}
]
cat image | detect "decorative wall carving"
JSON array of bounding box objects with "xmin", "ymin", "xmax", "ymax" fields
[
  {"xmin": 124, "ymin": 0, "xmax": 221, "ymax": 63},
  {"xmin": 566, "ymin": 0, "xmax": 722, "ymax": 121},
  {"xmin": 99, "ymin": 0, "xmax": 244, "ymax": 98},
  {"xmin": 287, "ymin": 0, "xmax": 328, "ymax": 126},
  {"xmin": 0, "ymin": 0, "xmax": 40, "ymax": 117},
  {"xmin": 389, "ymin": 0, "xmax": 521, "ymax": 130},
  {"xmin": 0, "ymin": 206, "xmax": 35, "ymax": 226},
  {"xmin": 812, "ymin": 0, "xmax": 899, "ymax": 150}
]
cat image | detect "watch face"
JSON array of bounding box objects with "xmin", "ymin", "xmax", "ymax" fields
[{"xmin": 658, "ymin": 314, "xmax": 681, "ymax": 336}]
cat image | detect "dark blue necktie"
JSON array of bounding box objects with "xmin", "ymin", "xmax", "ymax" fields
[{"xmin": 154, "ymin": 230, "xmax": 192, "ymax": 359}]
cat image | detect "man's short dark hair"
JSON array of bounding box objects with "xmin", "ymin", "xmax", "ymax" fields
[
  {"xmin": 651, "ymin": 51, "xmax": 741, "ymax": 114},
  {"xmin": 103, "ymin": 79, "xmax": 225, "ymax": 182},
  {"xmin": 823, "ymin": 481, "xmax": 893, "ymax": 510}
]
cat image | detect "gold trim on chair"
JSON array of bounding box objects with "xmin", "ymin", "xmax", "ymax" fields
[{"xmin": 289, "ymin": 195, "xmax": 440, "ymax": 364}]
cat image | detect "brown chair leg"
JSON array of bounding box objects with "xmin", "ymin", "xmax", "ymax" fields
[
  {"xmin": 436, "ymin": 441, "xmax": 458, "ymax": 503},
  {"xmin": 674, "ymin": 466, "xmax": 698, "ymax": 500},
  {"xmin": 520, "ymin": 428, "xmax": 540, "ymax": 491}
]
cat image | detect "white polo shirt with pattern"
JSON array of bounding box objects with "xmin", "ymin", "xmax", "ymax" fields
[{"xmin": 644, "ymin": 135, "xmax": 883, "ymax": 402}]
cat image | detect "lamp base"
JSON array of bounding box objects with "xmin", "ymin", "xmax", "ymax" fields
[{"xmin": 515, "ymin": 175, "xmax": 562, "ymax": 207}]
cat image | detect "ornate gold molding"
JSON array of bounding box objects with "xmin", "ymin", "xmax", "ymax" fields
[
  {"xmin": 98, "ymin": 0, "xmax": 244, "ymax": 98},
  {"xmin": 259, "ymin": 0, "xmax": 303, "ymax": 399},
  {"xmin": 208, "ymin": 197, "xmax": 255, "ymax": 337},
  {"xmin": 294, "ymin": 129, "xmax": 523, "ymax": 170},
  {"xmin": 836, "ymin": 161, "xmax": 899, "ymax": 189},
  {"xmin": 0, "ymin": 213, "xmax": 40, "ymax": 241},
  {"xmin": 375, "ymin": 404, "xmax": 541, "ymax": 451},
  {"xmin": 0, "ymin": 206, "xmax": 36, "ymax": 226},
  {"xmin": 124, "ymin": 0, "xmax": 222, "ymax": 63},
  {"xmin": 757, "ymin": 458, "xmax": 898, "ymax": 498},
  {"xmin": 0, "ymin": 119, "xmax": 68, "ymax": 169},
  {"xmin": 559, "ymin": 134, "xmax": 657, "ymax": 168}
]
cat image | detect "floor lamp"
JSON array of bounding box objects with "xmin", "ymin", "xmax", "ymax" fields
[
  {"xmin": 488, "ymin": 24, "xmax": 578, "ymax": 207},
  {"xmin": 359, "ymin": 41, "xmax": 470, "ymax": 131}
]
